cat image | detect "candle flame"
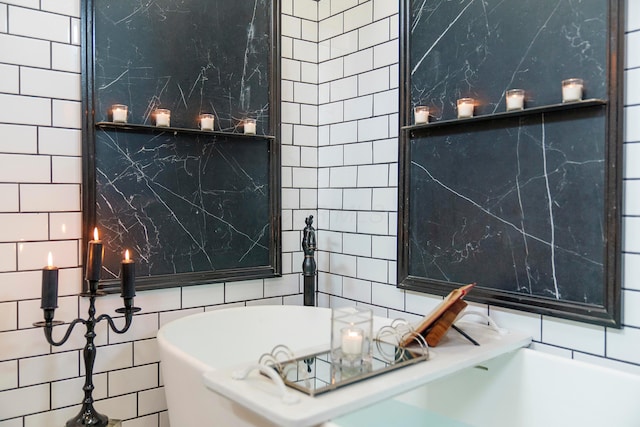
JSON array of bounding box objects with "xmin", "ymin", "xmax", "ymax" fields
[
  {"xmin": 47, "ymin": 252, "xmax": 53, "ymax": 268},
  {"xmin": 93, "ymin": 227, "xmax": 99, "ymax": 241},
  {"xmin": 125, "ymin": 249, "xmax": 130, "ymax": 261}
]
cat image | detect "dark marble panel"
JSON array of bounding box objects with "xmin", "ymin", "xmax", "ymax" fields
[
  {"xmin": 94, "ymin": 0, "xmax": 271, "ymax": 134},
  {"xmin": 409, "ymin": 107, "xmax": 606, "ymax": 304},
  {"xmin": 96, "ymin": 129, "xmax": 271, "ymax": 278},
  {"xmin": 410, "ymin": 0, "xmax": 607, "ymax": 120}
]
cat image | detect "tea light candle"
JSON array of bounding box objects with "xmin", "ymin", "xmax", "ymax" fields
[
  {"xmin": 41, "ymin": 252, "xmax": 59, "ymax": 310},
  {"xmin": 199, "ymin": 113, "xmax": 215, "ymax": 131},
  {"xmin": 414, "ymin": 106, "xmax": 429, "ymax": 124},
  {"xmin": 244, "ymin": 118, "xmax": 256, "ymax": 135},
  {"xmin": 457, "ymin": 98, "xmax": 475, "ymax": 118},
  {"xmin": 562, "ymin": 78, "xmax": 583, "ymax": 102},
  {"xmin": 155, "ymin": 109, "xmax": 171, "ymax": 127},
  {"xmin": 85, "ymin": 227, "xmax": 103, "ymax": 282},
  {"xmin": 120, "ymin": 249, "xmax": 136, "ymax": 299},
  {"xmin": 506, "ymin": 89, "xmax": 525, "ymax": 111},
  {"xmin": 112, "ymin": 104, "xmax": 128, "ymax": 123},
  {"xmin": 341, "ymin": 327, "xmax": 364, "ymax": 356}
]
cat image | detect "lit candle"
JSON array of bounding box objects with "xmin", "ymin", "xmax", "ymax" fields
[
  {"xmin": 41, "ymin": 252, "xmax": 59, "ymax": 310},
  {"xmin": 457, "ymin": 98, "xmax": 475, "ymax": 118},
  {"xmin": 111, "ymin": 104, "xmax": 128, "ymax": 123},
  {"xmin": 120, "ymin": 249, "xmax": 136, "ymax": 299},
  {"xmin": 562, "ymin": 78, "xmax": 583, "ymax": 102},
  {"xmin": 85, "ymin": 227, "xmax": 103, "ymax": 282},
  {"xmin": 199, "ymin": 113, "xmax": 215, "ymax": 131},
  {"xmin": 341, "ymin": 327, "xmax": 364, "ymax": 356},
  {"xmin": 244, "ymin": 118, "xmax": 256, "ymax": 135},
  {"xmin": 505, "ymin": 89, "xmax": 525, "ymax": 111},
  {"xmin": 414, "ymin": 106, "xmax": 429, "ymax": 124},
  {"xmin": 155, "ymin": 109, "xmax": 171, "ymax": 127}
]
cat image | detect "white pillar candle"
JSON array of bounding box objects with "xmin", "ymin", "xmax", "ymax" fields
[
  {"xmin": 562, "ymin": 78, "xmax": 583, "ymax": 102},
  {"xmin": 199, "ymin": 114, "xmax": 214, "ymax": 131},
  {"xmin": 457, "ymin": 98, "xmax": 474, "ymax": 118},
  {"xmin": 505, "ymin": 89, "xmax": 525, "ymax": 111},
  {"xmin": 341, "ymin": 327, "xmax": 364, "ymax": 356},
  {"xmin": 414, "ymin": 106, "xmax": 429, "ymax": 124},
  {"xmin": 112, "ymin": 104, "xmax": 128, "ymax": 123},
  {"xmin": 244, "ymin": 118, "xmax": 256, "ymax": 135},
  {"xmin": 155, "ymin": 109, "xmax": 171, "ymax": 127}
]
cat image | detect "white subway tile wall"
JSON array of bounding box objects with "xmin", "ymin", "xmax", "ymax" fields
[{"xmin": 0, "ymin": 1, "xmax": 639, "ymax": 426}]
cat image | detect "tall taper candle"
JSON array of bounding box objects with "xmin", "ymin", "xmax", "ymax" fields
[
  {"xmin": 41, "ymin": 252, "xmax": 59, "ymax": 309},
  {"xmin": 85, "ymin": 227, "xmax": 103, "ymax": 282},
  {"xmin": 121, "ymin": 249, "xmax": 136, "ymax": 299}
]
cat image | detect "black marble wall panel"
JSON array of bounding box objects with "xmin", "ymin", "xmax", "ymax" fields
[
  {"xmin": 94, "ymin": 0, "xmax": 271, "ymax": 134},
  {"xmin": 410, "ymin": 0, "xmax": 607, "ymax": 119},
  {"xmin": 409, "ymin": 108, "xmax": 605, "ymax": 304},
  {"xmin": 96, "ymin": 129, "xmax": 271, "ymax": 278}
]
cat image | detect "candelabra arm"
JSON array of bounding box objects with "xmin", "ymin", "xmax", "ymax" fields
[
  {"xmin": 96, "ymin": 308, "xmax": 137, "ymax": 335},
  {"xmin": 41, "ymin": 318, "xmax": 86, "ymax": 347}
]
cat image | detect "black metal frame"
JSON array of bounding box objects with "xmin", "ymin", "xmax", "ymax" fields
[
  {"xmin": 397, "ymin": 0, "xmax": 624, "ymax": 327},
  {"xmin": 81, "ymin": 0, "xmax": 282, "ymax": 293}
]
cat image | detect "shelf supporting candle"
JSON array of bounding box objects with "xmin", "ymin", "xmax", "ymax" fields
[{"xmin": 33, "ymin": 230, "xmax": 140, "ymax": 427}]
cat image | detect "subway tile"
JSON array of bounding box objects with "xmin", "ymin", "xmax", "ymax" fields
[
  {"xmin": 373, "ymin": 89, "xmax": 398, "ymax": 116},
  {"xmin": 294, "ymin": 81, "xmax": 318, "ymax": 104},
  {"xmin": 329, "ymin": 165, "xmax": 357, "ymax": 188},
  {"xmin": 300, "ymin": 104, "xmax": 318, "ymax": 125},
  {"xmin": 318, "ymin": 57, "xmax": 344, "ymax": 83},
  {"xmin": 0, "ymin": 33, "xmax": 50, "ymax": 68},
  {"xmin": 331, "ymin": 0, "xmax": 359, "ymax": 16},
  {"xmin": 607, "ymin": 326, "xmax": 640, "ymax": 365},
  {"xmin": 388, "ymin": 113, "xmax": 399, "ymax": 137},
  {"xmin": 343, "ymin": 277, "xmax": 372, "ymax": 302},
  {"xmin": 357, "ymin": 163, "xmax": 389, "ymax": 187},
  {"xmin": 388, "ymin": 212, "xmax": 397, "ymax": 236},
  {"xmin": 318, "ymin": 0, "xmax": 331, "ymax": 20},
  {"xmin": 24, "ymin": 404, "xmax": 78, "ymax": 427},
  {"xmin": 294, "ymin": 124, "xmax": 318, "ymax": 147},
  {"xmin": 264, "ymin": 274, "xmax": 299, "ymax": 298},
  {"xmin": 625, "ymin": 179, "xmax": 640, "ymax": 214},
  {"xmin": 0, "ymin": 4, "xmax": 6, "ymax": 33},
  {"xmin": 282, "ymin": 37, "xmax": 293, "ymax": 60},
  {"xmin": 627, "ymin": 0, "xmax": 640, "ymax": 32},
  {"xmin": 282, "ymin": 166, "xmax": 293, "ymax": 187},
  {"xmin": 329, "ymin": 121, "xmax": 358, "ymax": 145},
  {"xmin": 0, "ymin": 63, "xmax": 18, "ymax": 94},
  {"xmin": 626, "ymin": 32, "xmax": 640, "ymax": 69},
  {"xmin": 281, "ymin": 0, "xmax": 293, "ymax": 15},
  {"xmin": 329, "ymin": 252, "xmax": 357, "ymax": 277},
  {"xmin": 301, "ymin": 190, "xmax": 317, "ymax": 210},
  {"xmin": 282, "ymin": 188, "xmax": 300, "ymax": 209},
  {"xmin": 625, "ymin": 107, "xmax": 640, "ymax": 143},
  {"xmin": 357, "ymin": 256, "xmax": 387, "ymax": 283},
  {"xmin": 70, "ymin": 17, "xmax": 80, "ymax": 45},
  {"xmin": 293, "ymin": 0, "xmax": 317, "ymax": 21},
  {"xmin": 623, "ymin": 253, "xmax": 640, "ymax": 291},
  {"xmin": 626, "ymin": 68, "xmax": 640, "ymax": 105},
  {"xmin": 282, "ymin": 101, "xmax": 301, "ymax": 124},
  {"xmin": 282, "ymin": 230, "xmax": 300, "ymax": 252},
  {"xmin": 319, "ymin": 229, "xmax": 343, "ymax": 254},
  {"xmin": 282, "ymin": 58, "xmax": 301, "ymax": 81},
  {"xmin": 51, "ymin": 155, "xmax": 81, "ymax": 183},
  {"xmin": 0, "ymin": 302, "xmax": 17, "ymax": 332},
  {"xmin": 623, "ymin": 216, "xmax": 640, "ymax": 252},
  {"xmin": 20, "ymin": 183, "xmax": 80, "ymax": 212},
  {"xmin": 357, "ymin": 115, "xmax": 388, "ymax": 141},
  {"xmin": 19, "ymin": 350, "xmax": 78, "ymax": 386},
  {"xmin": 51, "ymin": 42, "xmax": 80, "ymax": 73},
  {"xmin": 404, "ymin": 290, "xmax": 443, "ymax": 317},
  {"xmin": 138, "ymin": 386, "xmax": 167, "ymax": 416},
  {"xmin": 8, "ymin": 6, "xmax": 70, "ymax": 43},
  {"xmin": 109, "ymin": 364, "xmax": 158, "ymax": 396},
  {"xmin": 282, "ymin": 123, "xmax": 293, "ymax": 145},
  {"xmin": 301, "ymin": 19, "xmax": 318, "ymax": 42},
  {"xmin": 343, "ymin": 232, "xmax": 371, "ymax": 257},
  {"xmin": 357, "ymin": 211, "xmax": 388, "ymax": 235},
  {"xmin": 0, "ymin": 327, "xmax": 50, "ymax": 361},
  {"xmin": 0, "ymin": 124, "xmax": 37, "ymax": 154},
  {"xmin": 358, "ymin": 67, "xmax": 390, "ymax": 96},
  {"xmin": 344, "ymin": 2, "xmax": 373, "ymax": 33},
  {"xmin": 0, "ymin": 270, "xmax": 40, "ymax": 302},
  {"xmin": 372, "ymin": 138, "xmax": 398, "ymax": 163},
  {"xmin": 389, "ymin": 13, "xmax": 399, "ymax": 39},
  {"xmin": 0, "ymin": 212, "xmax": 48, "ymax": 242},
  {"xmin": 21, "ymin": 67, "xmax": 81, "ymax": 101},
  {"xmin": 626, "ymin": 145, "xmax": 640, "ymax": 178},
  {"xmin": 373, "ymin": 0, "xmax": 398, "ymax": 20},
  {"xmin": 329, "ymin": 209, "xmax": 357, "ymax": 232},
  {"xmin": 372, "ymin": 187, "xmax": 397, "ymax": 211},
  {"xmin": 17, "ymin": 239, "xmax": 78, "ymax": 270},
  {"xmin": 371, "ymin": 281, "xmax": 404, "ymax": 311},
  {"xmin": 52, "ymin": 99, "xmax": 82, "ymax": 129},
  {"xmin": 292, "ymin": 167, "xmax": 317, "ymax": 188},
  {"xmin": 0, "ymin": 154, "xmax": 50, "ymax": 183},
  {"xmin": 18, "ymin": 295, "xmax": 77, "ymax": 330},
  {"xmin": 49, "ymin": 212, "xmax": 82, "ymax": 240},
  {"xmin": 318, "ymin": 124, "xmax": 331, "ymax": 146},
  {"xmin": 318, "ymin": 100, "xmax": 344, "ymax": 125},
  {"xmin": 344, "ymin": 141, "xmax": 373, "ymax": 166},
  {"xmin": 318, "ymin": 188, "xmax": 343, "ymax": 209},
  {"xmin": 158, "ymin": 307, "xmax": 203, "ymax": 328},
  {"xmin": 303, "ymin": 62, "xmax": 319, "ymax": 84},
  {"xmin": 344, "ymin": 48, "xmax": 374, "ymax": 77},
  {"xmin": 331, "ymin": 30, "xmax": 358, "ymax": 59},
  {"xmin": 622, "ymin": 289, "xmax": 640, "ymax": 327},
  {"xmin": 133, "ymin": 338, "xmax": 160, "ymax": 366},
  {"xmin": 300, "ymin": 146, "xmax": 317, "ymax": 167},
  {"xmin": 358, "ymin": 18, "xmax": 389, "ymax": 50},
  {"xmin": 293, "ymin": 38, "xmax": 317, "ymax": 63},
  {"xmin": 281, "ymin": 14, "xmax": 301, "ymax": 38},
  {"xmin": 488, "ymin": 305, "xmax": 542, "ymax": 341},
  {"xmin": 0, "ymin": 243, "xmax": 16, "ymax": 272},
  {"xmin": 0, "ymin": 360, "xmax": 17, "ymax": 391},
  {"xmin": 41, "ymin": 0, "xmax": 80, "ymax": 17},
  {"xmin": 0, "ymin": 383, "xmax": 49, "ymax": 420},
  {"xmin": 181, "ymin": 282, "xmax": 224, "ymax": 309},
  {"xmin": 343, "ymin": 95, "xmax": 373, "ymax": 121},
  {"xmin": 542, "ymin": 315, "xmax": 605, "ymax": 355},
  {"xmin": 319, "ymin": 13, "xmax": 343, "ymax": 41},
  {"xmin": 90, "ymin": 342, "xmax": 133, "ymax": 374},
  {"xmin": 93, "ymin": 394, "xmax": 137, "ymax": 422},
  {"xmin": 225, "ymin": 278, "xmax": 264, "ymax": 302},
  {"xmin": 330, "ymin": 76, "xmax": 358, "ymax": 102},
  {"xmin": 389, "ymin": 63, "xmax": 399, "ymax": 89},
  {"xmin": 574, "ymin": 351, "xmax": 640, "ymax": 376},
  {"xmin": 282, "ymin": 145, "xmax": 301, "ymax": 168},
  {"xmin": 343, "ymin": 188, "xmax": 372, "ymax": 211},
  {"xmin": 0, "ymin": 93, "xmax": 51, "ymax": 126},
  {"xmin": 38, "ymin": 127, "xmax": 82, "ymax": 156},
  {"xmin": 318, "ymin": 39, "xmax": 331, "ymax": 62},
  {"xmin": 371, "ymin": 235, "xmax": 396, "ymax": 260}
]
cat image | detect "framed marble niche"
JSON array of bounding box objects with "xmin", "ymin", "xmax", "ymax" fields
[
  {"xmin": 81, "ymin": 0, "xmax": 282, "ymax": 292},
  {"xmin": 398, "ymin": 0, "xmax": 624, "ymax": 326}
]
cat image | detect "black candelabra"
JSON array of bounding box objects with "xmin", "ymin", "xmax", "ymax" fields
[{"xmin": 34, "ymin": 229, "xmax": 139, "ymax": 427}]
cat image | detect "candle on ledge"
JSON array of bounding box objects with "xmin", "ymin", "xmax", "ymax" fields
[
  {"xmin": 562, "ymin": 78, "xmax": 583, "ymax": 102},
  {"xmin": 111, "ymin": 104, "xmax": 128, "ymax": 123},
  {"xmin": 414, "ymin": 106, "xmax": 429, "ymax": 124},
  {"xmin": 199, "ymin": 113, "xmax": 215, "ymax": 131},
  {"xmin": 154, "ymin": 109, "xmax": 171, "ymax": 127},
  {"xmin": 244, "ymin": 118, "xmax": 256, "ymax": 135},
  {"xmin": 457, "ymin": 98, "xmax": 475, "ymax": 118},
  {"xmin": 341, "ymin": 327, "xmax": 364, "ymax": 357},
  {"xmin": 120, "ymin": 249, "xmax": 136, "ymax": 299},
  {"xmin": 85, "ymin": 227, "xmax": 104, "ymax": 282},
  {"xmin": 41, "ymin": 252, "xmax": 59, "ymax": 310},
  {"xmin": 505, "ymin": 89, "xmax": 525, "ymax": 111}
]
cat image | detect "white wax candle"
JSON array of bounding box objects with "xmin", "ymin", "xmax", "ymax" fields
[
  {"xmin": 155, "ymin": 110, "xmax": 171, "ymax": 127},
  {"xmin": 457, "ymin": 99, "xmax": 474, "ymax": 118},
  {"xmin": 341, "ymin": 327, "xmax": 363, "ymax": 356},
  {"xmin": 112, "ymin": 105, "xmax": 128, "ymax": 123},
  {"xmin": 506, "ymin": 90, "xmax": 525, "ymax": 111},
  {"xmin": 200, "ymin": 115, "xmax": 214, "ymax": 131},
  {"xmin": 562, "ymin": 84, "xmax": 582, "ymax": 102},
  {"xmin": 414, "ymin": 106, "xmax": 429, "ymax": 124},
  {"xmin": 244, "ymin": 120, "xmax": 256, "ymax": 135}
]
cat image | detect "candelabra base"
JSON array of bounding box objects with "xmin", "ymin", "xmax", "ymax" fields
[{"xmin": 65, "ymin": 406, "xmax": 108, "ymax": 427}]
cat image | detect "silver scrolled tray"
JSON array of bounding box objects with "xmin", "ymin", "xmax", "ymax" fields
[{"xmin": 266, "ymin": 338, "xmax": 429, "ymax": 397}]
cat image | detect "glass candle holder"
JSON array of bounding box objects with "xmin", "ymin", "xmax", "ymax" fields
[
  {"xmin": 331, "ymin": 306, "xmax": 373, "ymax": 366},
  {"xmin": 244, "ymin": 118, "xmax": 256, "ymax": 135},
  {"xmin": 505, "ymin": 89, "xmax": 525, "ymax": 111},
  {"xmin": 199, "ymin": 113, "xmax": 215, "ymax": 131},
  {"xmin": 111, "ymin": 104, "xmax": 128, "ymax": 123},
  {"xmin": 457, "ymin": 98, "xmax": 475, "ymax": 118},
  {"xmin": 414, "ymin": 106, "xmax": 429, "ymax": 124},
  {"xmin": 154, "ymin": 109, "xmax": 171, "ymax": 127},
  {"xmin": 562, "ymin": 78, "xmax": 583, "ymax": 102}
]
